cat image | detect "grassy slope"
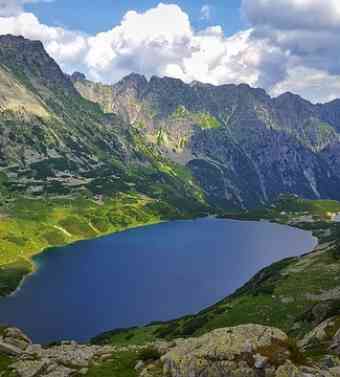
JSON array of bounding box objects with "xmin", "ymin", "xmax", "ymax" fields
[
  {"xmin": 0, "ymin": 190, "xmax": 206, "ymax": 297},
  {"xmin": 92, "ymin": 196, "xmax": 340, "ymax": 348}
]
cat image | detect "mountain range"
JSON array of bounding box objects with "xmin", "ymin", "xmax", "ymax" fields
[{"xmin": 1, "ymin": 33, "xmax": 340, "ymax": 212}]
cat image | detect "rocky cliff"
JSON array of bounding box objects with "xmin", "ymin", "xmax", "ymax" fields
[{"xmin": 73, "ymin": 73, "xmax": 340, "ymax": 209}]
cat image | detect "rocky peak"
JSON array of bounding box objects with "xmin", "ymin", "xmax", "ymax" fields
[
  {"xmin": 70, "ymin": 71, "xmax": 87, "ymax": 82},
  {"xmin": 113, "ymin": 73, "xmax": 148, "ymax": 99},
  {"xmin": 274, "ymin": 91, "xmax": 315, "ymax": 112},
  {"xmin": 0, "ymin": 34, "xmax": 77, "ymax": 97}
]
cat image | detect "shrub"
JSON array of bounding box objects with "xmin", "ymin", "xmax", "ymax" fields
[{"xmin": 138, "ymin": 347, "xmax": 161, "ymax": 362}]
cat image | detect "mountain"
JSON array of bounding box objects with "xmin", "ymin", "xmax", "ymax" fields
[
  {"xmin": 0, "ymin": 35, "xmax": 206, "ymax": 214},
  {"xmin": 73, "ymin": 72, "xmax": 340, "ymax": 209},
  {"xmin": 2, "ymin": 34, "xmax": 340, "ymax": 211}
]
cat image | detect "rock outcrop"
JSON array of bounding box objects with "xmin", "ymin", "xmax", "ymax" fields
[
  {"xmin": 149, "ymin": 325, "xmax": 340, "ymax": 377},
  {"xmin": 0, "ymin": 327, "xmax": 113, "ymax": 377},
  {"xmin": 2, "ymin": 324, "xmax": 340, "ymax": 377}
]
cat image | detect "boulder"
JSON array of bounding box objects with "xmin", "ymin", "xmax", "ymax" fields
[
  {"xmin": 0, "ymin": 340, "xmax": 23, "ymax": 356},
  {"xmin": 275, "ymin": 361, "xmax": 301, "ymax": 377},
  {"xmin": 3, "ymin": 327, "xmax": 32, "ymax": 351},
  {"xmin": 330, "ymin": 329, "xmax": 340, "ymax": 355},
  {"xmin": 162, "ymin": 324, "xmax": 289, "ymax": 377},
  {"xmin": 10, "ymin": 359, "xmax": 50, "ymax": 377}
]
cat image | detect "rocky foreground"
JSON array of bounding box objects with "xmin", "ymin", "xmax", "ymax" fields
[{"xmin": 1, "ymin": 320, "xmax": 340, "ymax": 377}]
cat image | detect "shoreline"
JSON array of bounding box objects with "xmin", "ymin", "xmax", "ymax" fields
[
  {"xmin": 1, "ymin": 215, "xmax": 320, "ymax": 300},
  {"xmin": 0, "ymin": 218, "xmax": 165, "ymax": 298}
]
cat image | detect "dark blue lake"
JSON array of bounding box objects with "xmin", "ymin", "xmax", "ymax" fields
[{"xmin": 0, "ymin": 218, "xmax": 316, "ymax": 344}]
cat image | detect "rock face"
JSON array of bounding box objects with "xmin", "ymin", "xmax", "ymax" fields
[
  {"xmin": 71, "ymin": 72, "xmax": 114, "ymax": 113},
  {"xmin": 97, "ymin": 73, "xmax": 340, "ymax": 208}
]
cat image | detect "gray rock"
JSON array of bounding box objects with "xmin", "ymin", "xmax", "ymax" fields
[
  {"xmin": 0, "ymin": 340, "xmax": 23, "ymax": 356},
  {"xmin": 135, "ymin": 360, "xmax": 144, "ymax": 370},
  {"xmin": 329, "ymin": 366, "xmax": 340, "ymax": 376},
  {"xmin": 42, "ymin": 365, "xmax": 74, "ymax": 377},
  {"xmin": 10, "ymin": 359, "xmax": 49, "ymax": 377},
  {"xmin": 254, "ymin": 354, "xmax": 269, "ymax": 369}
]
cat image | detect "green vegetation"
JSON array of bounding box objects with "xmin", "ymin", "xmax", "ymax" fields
[
  {"xmin": 171, "ymin": 106, "xmax": 221, "ymax": 129},
  {"xmin": 137, "ymin": 347, "xmax": 161, "ymax": 362},
  {"xmin": 0, "ymin": 354, "xmax": 14, "ymax": 377},
  {"xmin": 0, "ymin": 192, "xmax": 201, "ymax": 296},
  {"xmin": 86, "ymin": 351, "xmax": 138, "ymax": 377},
  {"xmin": 196, "ymin": 113, "xmax": 221, "ymax": 129},
  {"xmin": 0, "ymin": 259, "xmax": 31, "ymax": 297}
]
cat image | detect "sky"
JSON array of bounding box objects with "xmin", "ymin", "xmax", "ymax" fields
[{"xmin": 1, "ymin": 0, "xmax": 340, "ymax": 103}]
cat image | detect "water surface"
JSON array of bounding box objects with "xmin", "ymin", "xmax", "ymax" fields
[{"xmin": 0, "ymin": 218, "xmax": 316, "ymax": 343}]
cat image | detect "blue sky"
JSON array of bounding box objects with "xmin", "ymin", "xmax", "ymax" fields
[
  {"xmin": 2, "ymin": 0, "xmax": 340, "ymax": 103},
  {"xmin": 26, "ymin": 0, "xmax": 244, "ymax": 36}
]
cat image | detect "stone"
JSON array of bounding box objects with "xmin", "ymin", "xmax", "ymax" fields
[
  {"xmin": 321, "ymin": 355, "xmax": 340, "ymax": 369},
  {"xmin": 135, "ymin": 360, "xmax": 144, "ymax": 370},
  {"xmin": 10, "ymin": 359, "xmax": 49, "ymax": 377},
  {"xmin": 26, "ymin": 344, "xmax": 43, "ymax": 356},
  {"xmin": 42, "ymin": 365, "xmax": 74, "ymax": 377},
  {"xmin": 79, "ymin": 368, "xmax": 88, "ymax": 375},
  {"xmin": 254, "ymin": 354, "xmax": 269, "ymax": 369},
  {"xmin": 162, "ymin": 324, "xmax": 288, "ymax": 377},
  {"xmin": 275, "ymin": 361, "xmax": 301, "ymax": 377},
  {"xmin": 329, "ymin": 367, "xmax": 340, "ymax": 376},
  {"xmin": 3, "ymin": 327, "xmax": 32, "ymax": 351},
  {"xmin": 331, "ymin": 329, "xmax": 340, "ymax": 355},
  {"xmin": 0, "ymin": 340, "xmax": 23, "ymax": 356}
]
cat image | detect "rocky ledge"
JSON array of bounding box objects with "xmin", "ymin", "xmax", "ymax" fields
[
  {"xmin": 0, "ymin": 327, "xmax": 114, "ymax": 377},
  {"xmin": 1, "ymin": 322, "xmax": 340, "ymax": 377}
]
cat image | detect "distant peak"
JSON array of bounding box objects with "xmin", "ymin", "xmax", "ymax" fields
[
  {"xmin": 71, "ymin": 71, "xmax": 87, "ymax": 82},
  {"xmin": 121, "ymin": 72, "xmax": 147, "ymax": 84}
]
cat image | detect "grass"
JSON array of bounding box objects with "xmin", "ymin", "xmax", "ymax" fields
[
  {"xmin": 86, "ymin": 351, "xmax": 138, "ymax": 377},
  {"xmin": 0, "ymin": 192, "xmax": 186, "ymax": 296},
  {"xmin": 170, "ymin": 106, "xmax": 221, "ymax": 129},
  {"xmin": 0, "ymin": 354, "xmax": 14, "ymax": 377}
]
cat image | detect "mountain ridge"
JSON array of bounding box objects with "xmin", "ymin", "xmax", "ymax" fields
[{"xmin": 73, "ymin": 67, "xmax": 340, "ymax": 208}]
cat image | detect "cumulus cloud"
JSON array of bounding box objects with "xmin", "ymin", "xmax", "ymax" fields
[
  {"xmin": 242, "ymin": 0, "xmax": 340, "ymax": 31},
  {"xmin": 0, "ymin": 0, "xmax": 340, "ymax": 102},
  {"xmin": 242, "ymin": 0, "xmax": 340, "ymax": 102}
]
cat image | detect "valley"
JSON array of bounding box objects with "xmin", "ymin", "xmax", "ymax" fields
[{"xmin": 1, "ymin": 34, "xmax": 340, "ymax": 377}]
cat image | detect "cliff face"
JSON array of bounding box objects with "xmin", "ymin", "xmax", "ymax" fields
[
  {"xmin": 74, "ymin": 72, "xmax": 340, "ymax": 209},
  {"xmin": 71, "ymin": 72, "xmax": 114, "ymax": 114}
]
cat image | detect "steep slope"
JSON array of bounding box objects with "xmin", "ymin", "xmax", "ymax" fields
[
  {"xmin": 0, "ymin": 35, "xmax": 206, "ymax": 212},
  {"xmin": 72, "ymin": 72, "xmax": 340, "ymax": 209},
  {"xmin": 0, "ymin": 35, "xmax": 209, "ymax": 295}
]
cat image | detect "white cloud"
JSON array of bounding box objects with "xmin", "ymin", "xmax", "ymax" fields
[
  {"xmin": 242, "ymin": 0, "xmax": 340, "ymax": 31},
  {"xmin": 0, "ymin": 0, "xmax": 340, "ymax": 102},
  {"xmin": 241, "ymin": 0, "xmax": 340, "ymax": 101},
  {"xmin": 200, "ymin": 4, "xmax": 212, "ymax": 21}
]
